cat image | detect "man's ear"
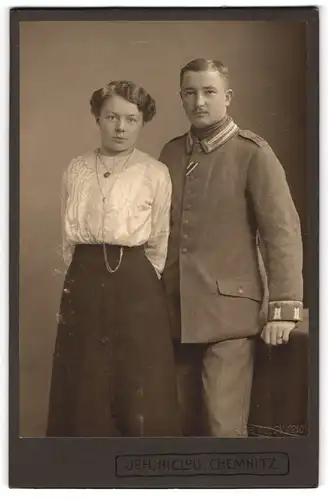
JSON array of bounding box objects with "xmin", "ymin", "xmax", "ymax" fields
[{"xmin": 225, "ymin": 89, "xmax": 234, "ymax": 107}]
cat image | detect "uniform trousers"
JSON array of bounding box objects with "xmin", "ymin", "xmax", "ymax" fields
[{"xmin": 174, "ymin": 337, "xmax": 255, "ymax": 437}]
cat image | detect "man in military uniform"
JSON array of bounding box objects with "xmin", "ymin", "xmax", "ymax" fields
[{"xmin": 159, "ymin": 59, "xmax": 303, "ymax": 437}]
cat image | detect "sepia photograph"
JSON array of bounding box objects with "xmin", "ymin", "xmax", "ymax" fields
[{"xmin": 10, "ymin": 7, "xmax": 319, "ymax": 489}]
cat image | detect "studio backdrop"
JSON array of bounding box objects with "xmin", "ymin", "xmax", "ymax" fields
[{"xmin": 19, "ymin": 20, "xmax": 307, "ymax": 436}]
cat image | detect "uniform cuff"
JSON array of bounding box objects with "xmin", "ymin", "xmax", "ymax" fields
[{"xmin": 268, "ymin": 301, "xmax": 303, "ymax": 322}]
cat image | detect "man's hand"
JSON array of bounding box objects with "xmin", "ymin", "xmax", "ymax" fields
[{"xmin": 260, "ymin": 321, "xmax": 296, "ymax": 346}]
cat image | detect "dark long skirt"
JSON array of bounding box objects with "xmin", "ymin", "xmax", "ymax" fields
[{"xmin": 47, "ymin": 244, "xmax": 181, "ymax": 437}]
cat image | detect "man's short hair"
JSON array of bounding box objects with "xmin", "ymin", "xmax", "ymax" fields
[{"xmin": 180, "ymin": 59, "xmax": 229, "ymax": 89}]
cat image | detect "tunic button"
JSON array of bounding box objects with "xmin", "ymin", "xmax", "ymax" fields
[
  {"xmin": 181, "ymin": 248, "xmax": 188, "ymax": 253},
  {"xmin": 238, "ymin": 287, "xmax": 244, "ymax": 294}
]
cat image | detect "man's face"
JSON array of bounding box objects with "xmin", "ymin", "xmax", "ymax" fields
[{"xmin": 180, "ymin": 70, "xmax": 232, "ymax": 128}]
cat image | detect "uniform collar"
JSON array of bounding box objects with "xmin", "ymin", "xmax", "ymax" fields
[{"xmin": 186, "ymin": 116, "xmax": 239, "ymax": 154}]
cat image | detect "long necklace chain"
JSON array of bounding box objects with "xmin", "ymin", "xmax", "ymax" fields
[{"xmin": 95, "ymin": 148, "xmax": 135, "ymax": 273}]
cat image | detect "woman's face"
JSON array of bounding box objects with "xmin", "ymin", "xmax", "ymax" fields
[{"xmin": 98, "ymin": 95, "xmax": 143, "ymax": 153}]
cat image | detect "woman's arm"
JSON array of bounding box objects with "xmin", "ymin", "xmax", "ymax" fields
[
  {"xmin": 144, "ymin": 166, "xmax": 172, "ymax": 278},
  {"xmin": 61, "ymin": 167, "xmax": 75, "ymax": 268}
]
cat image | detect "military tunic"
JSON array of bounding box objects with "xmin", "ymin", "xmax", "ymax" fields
[{"xmin": 160, "ymin": 121, "xmax": 303, "ymax": 344}]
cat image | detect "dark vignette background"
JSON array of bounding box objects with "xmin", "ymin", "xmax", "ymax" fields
[{"xmin": 18, "ymin": 19, "xmax": 307, "ymax": 438}]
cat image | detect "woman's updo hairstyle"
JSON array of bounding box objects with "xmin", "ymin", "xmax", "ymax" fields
[{"xmin": 90, "ymin": 80, "xmax": 156, "ymax": 123}]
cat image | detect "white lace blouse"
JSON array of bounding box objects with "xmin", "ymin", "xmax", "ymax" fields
[{"xmin": 61, "ymin": 148, "xmax": 172, "ymax": 275}]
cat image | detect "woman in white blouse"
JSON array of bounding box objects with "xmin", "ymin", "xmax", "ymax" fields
[{"xmin": 46, "ymin": 81, "xmax": 181, "ymax": 437}]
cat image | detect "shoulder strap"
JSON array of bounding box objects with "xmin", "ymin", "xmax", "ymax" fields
[{"xmin": 238, "ymin": 129, "xmax": 267, "ymax": 147}]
